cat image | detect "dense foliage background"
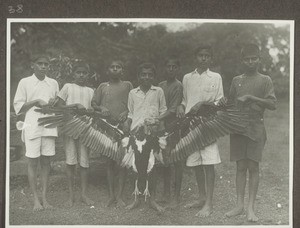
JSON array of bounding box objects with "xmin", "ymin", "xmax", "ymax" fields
[{"xmin": 10, "ymin": 22, "xmax": 290, "ymax": 106}]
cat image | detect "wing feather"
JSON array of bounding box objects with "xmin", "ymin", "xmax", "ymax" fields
[{"xmin": 167, "ymin": 105, "xmax": 251, "ymax": 163}]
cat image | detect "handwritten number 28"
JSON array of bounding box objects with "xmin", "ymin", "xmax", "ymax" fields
[{"xmin": 8, "ymin": 5, "xmax": 23, "ymax": 14}]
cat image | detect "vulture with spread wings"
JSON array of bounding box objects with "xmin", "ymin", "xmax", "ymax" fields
[{"xmin": 35, "ymin": 103, "xmax": 251, "ymax": 202}]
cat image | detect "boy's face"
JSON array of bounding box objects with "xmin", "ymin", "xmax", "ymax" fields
[
  {"xmin": 31, "ymin": 57, "xmax": 50, "ymax": 78},
  {"xmin": 196, "ymin": 49, "xmax": 212, "ymax": 69},
  {"xmin": 165, "ymin": 60, "xmax": 179, "ymax": 80},
  {"xmin": 138, "ymin": 68, "xmax": 154, "ymax": 88},
  {"xmin": 108, "ymin": 61, "xmax": 123, "ymax": 80},
  {"xmin": 73, "ymin": 66, "xmax": 89, "ymax": 86},
  {"xmin": 242, "ymin": 54, "xmax": 260, "ymax": 72}
]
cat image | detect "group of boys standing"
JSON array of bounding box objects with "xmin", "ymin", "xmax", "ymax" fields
[{"xmin": 13, "ymin": 43, "xmax": 276, "ymax": 222}]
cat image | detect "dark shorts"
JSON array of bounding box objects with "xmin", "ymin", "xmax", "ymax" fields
[{"xmin": 230, "ymin": 133, "xmax": 266, "ymax": 162}]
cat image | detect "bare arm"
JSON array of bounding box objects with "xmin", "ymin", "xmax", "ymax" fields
[
  {"xmin": 123, "ymin": 91, "xmax": 134, "ymax": 133},
  {"xmin": 177, "ymin": 76, "xmax": 187, "ymax": 118},
  {"xmin": 252, "ymin": 77, "xmax": 276, "ymax": 110},
  {"xmin": 123, "ymin": 118, "xmax": 132, "ymax": 134},
  {"xmin": 91, "ymin": 100, "xmax": 104, "ymax": 111},
  {"xmin": 18, "ymin": 99, "xmax": 47, "ymax": 114},
  {"xmin": 159, "ymin": 85, "xmax": 183, "ymax": 120},
  {"xmin": 91, "ymin": 86, "xmax": 110, "ymax": 116},
  {"xmin": 238, "ymin": 95, "xmax": 276, "ymax": 110}
]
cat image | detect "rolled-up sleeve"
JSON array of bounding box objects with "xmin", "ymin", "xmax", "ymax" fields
[
  {"xmin": 127, "ymin": 91, "xmax": 134, "ymax": 119},
  {"xmin": 14, "ymin": 79, "xmax": 26, "ymax": 115},
  {"xmin": 158, "ymin": 89, "xmax": 167, "ymax": 115}
]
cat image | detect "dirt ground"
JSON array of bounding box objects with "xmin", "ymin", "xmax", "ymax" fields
[{"xmin": 8, "ymin": 101, "xmax": 290, "ymax": 226}]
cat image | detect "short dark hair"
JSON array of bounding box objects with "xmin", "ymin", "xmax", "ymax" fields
[
  {"xmin": 194, "ymin": 44, "xmax": 213, "ymax": 56},
  {"xmin": 31, "ymin": 53, "xmax": 50, "ymax": 63},
  {"xmin": 137, "ymin": 62, "xmax": 156, "ymax": 76},
  {"xmin": 165, "ymin": 57, "xmax": 181, "ymax": 67},
  {"xmin": 241, "ymin": 43, "xmax": 261, "ymax": 57},
  {"xmin": 72, "ymin": 60, "xmax": 90, "ymax": 73},
  {"xmin": 108, "ymin": 60, "xmax": 125, "ymax": 69}
]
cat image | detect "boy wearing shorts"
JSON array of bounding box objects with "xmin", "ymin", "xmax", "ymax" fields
[
  {"xmin": 158, "ymin": 58, "xmax": 183, "ymax": 206},
  {"xmin": 177, "ymin": 45, "xmax": 224, "ymax": 217},
  {"xmin": 91, "ymin": 60, "xmax": 133, "ymax": 207},
  {"xmin": 124, "ymin": 62, "xmax": 167, "ymax": 212},
  {"xmin": 14, "ymin": 54, "xmax": 59, "ymax": 211},
  {"xmin": 56, "ymin": 61, "xmax": 94, "ymax": 207},
  {"xmin": 225, "ymin": 44, "xmax": 276, "ymax": 222}
]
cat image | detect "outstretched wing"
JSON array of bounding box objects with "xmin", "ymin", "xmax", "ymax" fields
[
  {"xmin": 165, "ymin": 104, "xmax": 252, "ymax": 163},
  {"xmin": 35, "ymin": 106, "xmax": 125, "ymax": 162}
]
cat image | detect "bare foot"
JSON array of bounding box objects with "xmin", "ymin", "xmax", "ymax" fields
[
  {"xmin": 42, "ymin": 200, "xmax": 53, "ymax": 209},
  {"xmin": 33, "ymin": 200, "xmax": 43, "ymax": 211},
  {"xmin": 81, "ymin": 195, "xmax": 94, "ymax": 206},
  {"xmin": 247, "ymin": 208, "xmax": 258, "ymax": 222},
  {"xmin": 149, "ymin": 200, "xmax": 165, "ymax": 213},
  {"xmin": 106, "ymin": 197, "xmax": 116, "ymax": 207},
  {"xmin": 184, "ymin": 200, "xmax": 205, "ymax": 208},
  {"xmin": 65, "ymin": 197, "xmax": 74, "ymax": 207},
  {"xmin": 116, "ymin": 198, "xmax": 126, "ymax": 207},
  {"xmin": 225, "ymin": 205, "xmax": 244, "ymax": 217},
  {"xmin": 195, "ymin": 204, "xmax": 213, "ymax": 217},
  {"xmin": 126, "ymin": 200, "xmax": 139, "ymax": 210}
]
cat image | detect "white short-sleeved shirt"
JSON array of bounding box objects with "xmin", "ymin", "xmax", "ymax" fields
[
  {"xmin": 181, "ymin": 69, "xmax": 224, "ymax": 113},
  {"xmin": 13, "ymin": 74, "xmax": 59, "ymax": 140},
  {"xmin": 181, "ymin": 69, "xmax": 224, "ymax": 160},
  {"xmin": 57, "ymin": 83, "xmax": 94, "ymax": 109},
  {"xmin": 128, "ymin": 86, "xmax": 167, "ymax": 130}
]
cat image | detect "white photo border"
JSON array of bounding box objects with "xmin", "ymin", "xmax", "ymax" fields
[{"xmin": 6, "ymin": 18, "xmax": 295, "ymax": 228}]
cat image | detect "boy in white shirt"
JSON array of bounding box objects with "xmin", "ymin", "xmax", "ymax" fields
[
  {"xmin": 177, "ymin": 45, "xmax": 224, "ymax": 217},
  {"xmin": 14, "ymin": 54, "xmax": 59, "ymax": 211}
]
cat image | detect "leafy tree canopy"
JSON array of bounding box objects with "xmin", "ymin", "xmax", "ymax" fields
[{"xmin": 10, "ymin": 22, "xmax": 290, "ymax": 102}]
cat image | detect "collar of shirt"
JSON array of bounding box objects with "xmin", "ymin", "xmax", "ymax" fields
[
  {"xmin": 32, "ymin": 74, "xmax": 52, "ymax": 86},
  {"xmin": 136, "ymin": 85, "xmax": 157, "ymax": 93},
  {"xmin": 192, "ymin": 68, "xmax": 212, "ymax": 78}
]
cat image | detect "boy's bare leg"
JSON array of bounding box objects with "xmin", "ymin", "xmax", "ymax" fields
[
  {"xmin": 116, "ymin": 167, "xmax": 127, "ymax": 207},
  {"xmin": 80, "ymin": 166, "xmax": 94, "ymax": 205},
  {"xmin": 185, "ymin": 165, "xmax": 206, "ymax": 208},
  {"xmin": 174, "ymin": 161, "xmax": 183, "ymax": 204},
  {"xmin": 247, "ymin": 159, "xmax": 259, "ymax": 222},
  {"xmin": 40, "ymin": 155, "xmax": 53, "ymax": 209},
  {"xmin": 149, "ymin": 167, "xmax": 165, "ymax": 213},
  {"xmin": 106, "ymin": 159, "xmax": 116, "ymax": 207},
  {"xmin": 168, "ymin": 162, "xmax": 183, "ymax": 208},
  {"xmin": 196, "ymin": 165, "xmax": 215, "ymax": 217},
  {"xmin": 65, "ymin": 164, "xmax": 75, "ymax": 207},
  {"xmin": 161, "ymin": 166, "xmax": 171, "ymax": 203},
  {"xmin": 225, "ymin": 159, "xmax": 247, "ymax": 217},
  {"xmin": 28, "ymin": 157, "xmax": 43, "ymax": 211}
]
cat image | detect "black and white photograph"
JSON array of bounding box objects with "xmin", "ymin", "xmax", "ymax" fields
[{"xmin": 6, "ymin": 19, "xmax": 293, "ymax": 227}]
